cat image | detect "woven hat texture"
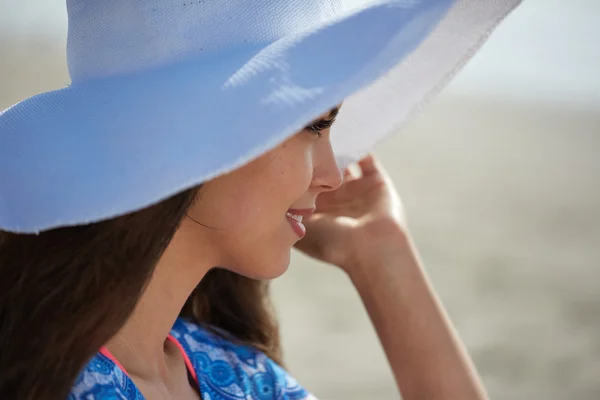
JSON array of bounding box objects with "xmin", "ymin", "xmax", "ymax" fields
[{"xmin": 0, "ymin": 0, "xmax": 522, "ymax": 233}]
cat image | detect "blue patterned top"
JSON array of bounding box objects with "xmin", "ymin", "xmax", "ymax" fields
[{"xmin": 69, "ymin": 317, "xmax": 315, "ymax": 399}]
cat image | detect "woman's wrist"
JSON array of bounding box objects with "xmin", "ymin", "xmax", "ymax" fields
[
  {"xmin": 342, "ymin": 221, "xmax": 488, "ymax": 400},
  {"xmin": 340, "ymin": 218, "xmax": 415, "ymax": 279}
]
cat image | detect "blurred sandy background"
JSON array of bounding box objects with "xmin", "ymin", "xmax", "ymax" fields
[{"xmin": 1, "ymin": 0, "xmax": 599, "ymax": 399}]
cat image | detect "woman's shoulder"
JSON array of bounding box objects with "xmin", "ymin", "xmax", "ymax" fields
[
  {"xmin": 70, "ymin": 318, "xmax": 315, "ymax": 399},
  {"xmin": 170, "ymin": 316, "xmax": 269, "ymax": 361},
  {"xmin": 172, "ymin": 317, "xmax": 315, "ymax": 399},
  {"xmin": 69, "ymin": 351, "xmax": 142, "ymax": 400}
]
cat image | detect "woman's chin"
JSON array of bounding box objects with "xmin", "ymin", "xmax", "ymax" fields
[
  {"xmin": 230, "ymin": 252, "xmax": 291, "ymax": 280},
  {"xmin": 255, "ymin": 258, "xmax": 291, "ymax": 280}
]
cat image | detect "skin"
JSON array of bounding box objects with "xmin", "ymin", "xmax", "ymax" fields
[
  {"xmin": 105, "ymin": 106, "xmax": 488, "ymax": 399},
  {"xmin": 105, "ymin": 107, "xmax": 343, "ymax": 399}
]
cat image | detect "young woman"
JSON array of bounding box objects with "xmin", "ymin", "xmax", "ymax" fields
[{"xmin": 0, "ymin": 0, "xmax": 521, "ymax": 398}]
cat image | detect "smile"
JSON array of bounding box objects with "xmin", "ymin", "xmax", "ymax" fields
[
  {"xmin": 285, "ymin": 212, "xmax": 306, "ymax": 238},
  {"xmin": 285, "ymin": 212, "xmax": 303, "ymax": 223}
]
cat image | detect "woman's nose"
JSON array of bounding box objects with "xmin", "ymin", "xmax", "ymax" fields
[{"xmin": 312, "ymin": 145, "xmax": 344, "ymax": 192}]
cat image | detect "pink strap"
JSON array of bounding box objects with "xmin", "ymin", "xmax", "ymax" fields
[
  {"xmin": 167, "ymin": 334, "xmax": 198, "ymax": 383},
  {"xmin": 99, "ymin": 346, "xmax": 130, "ymax": 377},
  {"xmin": 99, "ymin": 335, "xmax": 198, "ymax": 384}
]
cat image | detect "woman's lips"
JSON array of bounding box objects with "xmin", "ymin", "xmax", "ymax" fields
[
  {"xmin": 286, "ymin": 207, "xmax": 315, "ymax": 218},
  {"xmin": 285, "ymin": 208, "xmax": 314, "ymax": 239},
  {"xmin": 285, "ymin": 213, "xmax": 306, "ymax": 238}
]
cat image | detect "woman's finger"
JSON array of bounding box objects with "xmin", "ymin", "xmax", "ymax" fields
[
  {"xmin": 357, "ymin": 153, "xmax": 380, "ymax": 176},
  {"xmin": 344, "ymin": 167, "xmax": 353, "ymax": 179},
  {"xmin": 343, "ymin": 164, "xmax": 360, "ymax": 181}
]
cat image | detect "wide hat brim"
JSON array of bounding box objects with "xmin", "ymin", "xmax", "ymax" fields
[{"xmin": 0, "ymin": 0, "xmax": 521, "ymax": 233}]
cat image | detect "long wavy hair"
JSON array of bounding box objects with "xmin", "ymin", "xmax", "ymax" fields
[{"xmin": 0, "ymin": 186, "xmax": 282, "ymax": 399}]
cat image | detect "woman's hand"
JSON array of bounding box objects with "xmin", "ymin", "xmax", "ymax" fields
[
  {"xmin": 294, "ymin": 154, "xmax": 408, "ymax": 273},
  {"xmin": 295, "ymin": 155, "xmax": 489, "ymax": 400}
]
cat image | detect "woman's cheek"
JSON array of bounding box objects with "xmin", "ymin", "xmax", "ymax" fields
[
  {"xmin": 300, "ymin": 143, "xmax": 317, "ymax": 182},
  {"xmin": 278, "ymin": 141, "xmax": 314, "ymax": 192}
]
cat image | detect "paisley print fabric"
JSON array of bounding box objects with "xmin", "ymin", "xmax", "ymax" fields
[{"xmin": 69, "ymin": 317, "xmax": 316, "ymax": 399}]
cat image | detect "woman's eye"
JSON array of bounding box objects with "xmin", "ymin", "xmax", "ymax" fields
[
  {"xmin": 306, "ymin": 127, "xmax": 323, "ymax": 138},
  {"xmin": 304, "ymin": 117, "xmax": 336, "ymax": 138}
]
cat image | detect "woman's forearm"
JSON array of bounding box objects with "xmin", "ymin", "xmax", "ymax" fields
[{"xmin": 345, "ymin": 227, "xmax": 487, "ymax": 400}]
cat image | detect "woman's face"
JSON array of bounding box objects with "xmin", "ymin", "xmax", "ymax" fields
[{"xmin": 183, "ymin": 107, "xmax": 344, "ymax": 279}]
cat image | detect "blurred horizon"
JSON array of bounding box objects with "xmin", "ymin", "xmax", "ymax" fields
[{"xmin": 2, "ymin": 0, "xmax": 599, "ymax": 112}]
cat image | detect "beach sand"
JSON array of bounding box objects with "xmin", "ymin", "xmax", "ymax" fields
[
  {"xmin": 276, "ymin": 99, "xmax": 600, "ymax": 400},
  {"xmin": 2, "ymin": 38, "xmax": 599, "ymax": 400}
]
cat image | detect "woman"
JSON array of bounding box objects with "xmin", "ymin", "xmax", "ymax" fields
[{"xmin": 0, "ymin": 0, "xmax": 521, "ymax": 399}]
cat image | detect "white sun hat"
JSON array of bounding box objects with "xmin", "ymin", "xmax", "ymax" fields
[{"xmin": 0, "ymin": 0, "xmax": 521, "ymax": 234}]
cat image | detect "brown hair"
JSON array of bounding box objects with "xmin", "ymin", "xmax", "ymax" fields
[{"xmin": 0, "ymin": 186, "xmax": 282, "ymax": 399}]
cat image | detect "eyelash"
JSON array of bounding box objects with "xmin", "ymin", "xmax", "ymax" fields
[{"xmin": 305, "ymin": 117, "xmax": 336, "ymax": 138}]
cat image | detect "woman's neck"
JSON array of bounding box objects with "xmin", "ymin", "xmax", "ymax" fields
[{"xmin": 103, "ymin": 220, "xmax": 215, "ymax": 383}]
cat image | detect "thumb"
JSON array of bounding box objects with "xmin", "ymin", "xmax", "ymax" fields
[
  {"xmin": 293, "ymin": 214, "xmax": 347, "ymax": 263},
  {"xmin": 293, "ymin": 214, "xmax": 329, "ymax": 257}
]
